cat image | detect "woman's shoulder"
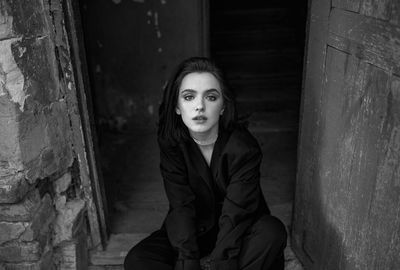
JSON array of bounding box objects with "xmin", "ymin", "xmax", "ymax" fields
[
  {"xmin": 157, "ymin": 136, "xmax": 183, "ymax": 154},
  {"xmin": 225, "ymin": 125, "xmax": 261, "ymax": 154}
]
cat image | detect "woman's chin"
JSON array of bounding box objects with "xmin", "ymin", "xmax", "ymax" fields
[
  {"xmin": 186, "ymin": 121, "xmax": 219, "ymax": 136},
  {"xmin": 188, "ymin": 127, "xmax": 209, "ymax": 134}
]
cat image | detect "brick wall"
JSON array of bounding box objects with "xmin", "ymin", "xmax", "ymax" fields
[{"xmin": 0, "ymin": 0, "xmax": 92, "ymax": 268}]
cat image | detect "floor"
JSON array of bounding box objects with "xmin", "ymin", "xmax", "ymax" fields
[{"xmin": 92, "ymin": 123, "xmax": 303, "ymax": 269}]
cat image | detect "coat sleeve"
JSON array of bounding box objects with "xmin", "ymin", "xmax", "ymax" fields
[
  {"xmin": 158, "ymin": 140, "xmax": 201, "ymax": 270},
  {"xmin": 210, "ymin": 145, "xmax": 263, "ymax": 270}
]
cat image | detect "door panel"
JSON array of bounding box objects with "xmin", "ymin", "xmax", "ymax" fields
[{"xmin": 293, "ymin": 0, "xmax": 400, "ymax": 269}]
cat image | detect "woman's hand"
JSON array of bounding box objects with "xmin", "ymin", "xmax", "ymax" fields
[{"xmin": 200, "ymin": 255, "xmax": 211, "ymax": 270}]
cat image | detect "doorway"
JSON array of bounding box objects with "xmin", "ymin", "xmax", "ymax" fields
[
  {"xmin": 77, "ymin": 0, "xmax": 307, "ymax": 266},
  {"xmin": 209, "ymin": 0, "xmax": 307, "ymax": 266}
]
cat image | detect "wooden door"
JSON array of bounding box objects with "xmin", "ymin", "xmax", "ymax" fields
[{"xmin": 293, "ymin": 0, "xmax": 400, "ymax": 269}]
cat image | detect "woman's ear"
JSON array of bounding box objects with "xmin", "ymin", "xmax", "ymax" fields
[
  {"xmin": 176, "ymin": 107, "xmax": 181, "ymax": 115},
  {"xmin": 220, "ymin": 108, "xmax": 224, "ymax": 115}
]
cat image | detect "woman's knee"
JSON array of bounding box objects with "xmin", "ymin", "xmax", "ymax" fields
[
  {"xmin": 124, "ymin": 234, "xmax": 175, "ymax": 270},
  {"xmin": 254, "ymin": 215, "xmax": 287, "ymax": 248},
  {"xmin": 124, "ymin": 245, "xmax": 142, "ymax": 269}
]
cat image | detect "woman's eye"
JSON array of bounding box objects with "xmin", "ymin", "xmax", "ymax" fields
[
  {"xmin": 206, "ymin": 95, "xmax": 217, "ymax": 101},
  {"xmin": 183, "ymin": 95, "xmax": 194, "ymax": 101}
]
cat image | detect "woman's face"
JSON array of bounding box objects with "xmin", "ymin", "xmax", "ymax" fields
[{"xmin": 176, "ymin": 72, "xmax": 224, "ymax": 138}]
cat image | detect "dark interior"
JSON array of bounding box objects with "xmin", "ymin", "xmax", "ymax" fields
[{"xmin": 78, "ymin": 0, "xmax": 308, "ymax": 236}]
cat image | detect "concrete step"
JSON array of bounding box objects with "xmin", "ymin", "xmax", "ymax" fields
[
  {"xmin": 237, "ymin": 97, "xmax": 299, "ymax": 115},
  {"xmin": 111, "ymin": 201, "xmax": 167, "ymax": 234},
  {"xmin": 246, "ymin": 111, "xmax": 299, "ymax": 133},
  {"xmin": 229, "ymin": 72, "xmax": 302, "ymax": 88},
  {"xmin": 234, "ymin": 83, "xmax": 300, "ymax": 98},
  {"xmin": 232, "ymin": 72, "xmax": 302, "ymax": 114},
  {"xmin": 211, "ymin": 0, "xmax": 297, "ymax": 10},
  {"xmin": 211, "ymin": 8, "xmax": 292, "ymax": 31},
  {"xmin": 90, "ymin": 233, "xmax": 148, "ymax": 267},
  {"xmin": 89, "ymin": 228, "xmax": 303, "ymax": 270},
  {"xmin": 214, "ymin": 50, "xmax": 304, "ymax": 77},
  {"xmin": 211, "ymin": 27, "xmax": 298, "ymax": 52}
]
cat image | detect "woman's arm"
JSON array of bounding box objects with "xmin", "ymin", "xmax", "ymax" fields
[
  {"xmin": 159, "ymin": 140, "xmax": 201, "ymax": 270},
  {"xmin": 210, "ymin": 146, "xmax": 263, "ymax": 270}
]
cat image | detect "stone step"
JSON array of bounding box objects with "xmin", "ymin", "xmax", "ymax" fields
[
  {"xmin": 89, "ymin": 230, "xmax": 304, "ymax": 270},
  {"xmin": 229, "ymin": 72, "xmax": 302, "ymax": 88},
  {"xmin": 234, "ymin": 82, "xmax": 300, "ymax": 99},
  {"xmin": 211, "ymin": 8, "xmax": 292, "ymax": 31},
  {"xmin": 211, "ymin": 0, "xmax": 298, "ymax": 10},
  {"xmin": 214, "ymin": 50, "xmax": 304, "ymax": 77},
  {"xmin": 237, "ymin": 97, "xmax": 299, "ymax": 115},
  {"xmin": 246, "ymin": 111, "xmax": 299, "ymax": 133},
  {"xmin": 234, "ymin": 79, "xmax": 301, "ymax": 112},
  {"xmin": 90, "ymin": 233, "xmax": 149, "ymax": 267},
  {"xmin": 111, "ymin": 201, "xmax": 167, "ymax": 234},
  {"xmin": 211, "ymin": 27, "xmax": 298, "ymax": 52}
]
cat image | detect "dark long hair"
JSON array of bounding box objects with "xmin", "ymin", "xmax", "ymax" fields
[{"xmin": 158, "ymin": 57, "xmax": 237, "ymax": 144}]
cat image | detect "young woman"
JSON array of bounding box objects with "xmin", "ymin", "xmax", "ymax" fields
[{"xmin": 124, "ymin": 57, "xmax": 287, "ymax": 270}]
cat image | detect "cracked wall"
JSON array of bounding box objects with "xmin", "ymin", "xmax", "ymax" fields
[{"xmin": 0, "ymin": 0, "xmax": 91, "ymax": 268}]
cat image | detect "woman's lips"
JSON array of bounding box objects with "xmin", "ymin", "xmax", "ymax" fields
[{"xmin": 193, "ymin": 115, "xmax": 207, "ymax": 122}]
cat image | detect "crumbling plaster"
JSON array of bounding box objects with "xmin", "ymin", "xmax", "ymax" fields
[
  {"xmin": 0, "ymin": 0, "xmax": 74, "ymax": 195},
  {"xmin": 0, "ymin": 0, "xmax": 95, "ymax": 267}
]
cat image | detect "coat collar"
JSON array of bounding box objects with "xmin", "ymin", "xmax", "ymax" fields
[{"xmin": 186, "ymin": 129, "xmax": 231, "ymax": 192}]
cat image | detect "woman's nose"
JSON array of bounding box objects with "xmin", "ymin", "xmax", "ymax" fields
[{"xmin": 195, "ymin": 99, "xmax": 205, "ymax": 111}]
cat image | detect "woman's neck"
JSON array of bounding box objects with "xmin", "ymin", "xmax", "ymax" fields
[{"xmin": 190, "ymin": 127, "xmax": 219, "ymax": 146}]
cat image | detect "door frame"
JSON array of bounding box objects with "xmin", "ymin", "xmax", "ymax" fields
[{"xmin": 62, "ymin": 0, "xmax": 109, "ymax": 250}]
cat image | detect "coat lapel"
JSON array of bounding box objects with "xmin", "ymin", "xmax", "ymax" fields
[
  {"xmin": 185, "ymin": 129, "xmax": 231, "ymax": 193},
  {"xmin": 186, "ymin": 139, "xmax": 214, "ymax": 192},
  {"xmin": 210, "ymin": 130, "xmax": 230, "ymax": 178}
]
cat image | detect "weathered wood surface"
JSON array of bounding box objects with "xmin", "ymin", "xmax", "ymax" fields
[
  {"xmin": 360, "ymin": 0, "xmax": 392, "ymax": 21},
  {"xmin": 328, "ymin": 8, "xmax": 400, "ymax": 74},
  {"xmin": 332, "ymin": 0, "xmax": 361, "ymax": 13},
  {"xmin": 291, "ymin": 0, "xmax": 331, "ymax": 265},
  {"xmin": 292, "ymin": 0, "xmax": 400, "ymax": 269}
]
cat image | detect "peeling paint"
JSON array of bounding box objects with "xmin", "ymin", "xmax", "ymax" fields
[
  {"xmin": 17, "ymin": 46, "xmax": 26, "ymax": 57},
  {"xmin": 158, "ymin": 47, "xmax": 162, "ymax": 53},
  {"xmin": 0, "ymin": 38, "xmax": 26, "ymax": 111},
  {"xmin": 160, "ymin": 0, "xmax": 166, "ymax": 4},
  {"xmin": 0, "ymin": 6, "xmax": 13, "ymax": 39}
]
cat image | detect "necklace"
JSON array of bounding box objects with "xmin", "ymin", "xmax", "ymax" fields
[{"xmin": 191, "ymin": 133, "xmax": 218, "ymax": 146}]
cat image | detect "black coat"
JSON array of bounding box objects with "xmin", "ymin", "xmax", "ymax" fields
[{"xmin": 158, "ymin": 126, "xmax": 270, "ymax": 269}]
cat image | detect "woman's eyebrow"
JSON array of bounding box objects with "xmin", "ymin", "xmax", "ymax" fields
[
  {"xmin": 180, "ymin": 89, "xmax": 196, "ymax": 94},
  {"xmin": 205, "ymin": 89, "xmax": 220, "ymax": 94},
  {"xmin": 180, "ymin": 88, "xmax": 221, "ymax": 94}
]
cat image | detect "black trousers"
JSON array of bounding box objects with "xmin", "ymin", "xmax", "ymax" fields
[{"xmin": 124, "ymin": 215, "xmax": 287, "ymax": 270}]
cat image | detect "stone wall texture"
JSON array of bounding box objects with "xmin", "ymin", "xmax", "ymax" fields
[{"xmin": 0, "ymin": 0, "xmax": 90, "ymax": 268}]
